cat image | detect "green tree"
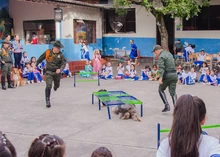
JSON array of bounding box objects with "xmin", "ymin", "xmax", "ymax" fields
[{"xmin": 113, "ymin": 0, "xmax": 210, "ymax": 51}]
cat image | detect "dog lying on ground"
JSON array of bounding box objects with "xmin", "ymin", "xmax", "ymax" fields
[
  {"xmin": 112, "ymin": 104, "xmax": 141, "ymax": 122},
  {"xmin": 12, "ymin": 68, "xmax": 25, "ymax": 87}
]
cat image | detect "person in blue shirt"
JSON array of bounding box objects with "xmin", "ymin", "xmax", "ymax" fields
[{"xmin": 129, "ymin": 39, "xmax": 138, "ymax": 62}]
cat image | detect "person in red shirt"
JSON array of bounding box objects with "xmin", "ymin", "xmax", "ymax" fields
[{"xmin": 31, "ymin": 32, "xmax": 38, "ymax": 44}]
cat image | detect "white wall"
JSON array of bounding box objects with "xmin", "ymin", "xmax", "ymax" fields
[
  {"xmin": 9, "ymin": 0, "xmax": 102, "ymax": 40},
  {"xmin": 103, "ymin": 5, "xmax": 156, "ymax": 38}
]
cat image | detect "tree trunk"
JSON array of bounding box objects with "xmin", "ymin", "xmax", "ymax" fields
[{"xmin": 157, "ymin": 15, "xmax": 169, "ymax": 51}]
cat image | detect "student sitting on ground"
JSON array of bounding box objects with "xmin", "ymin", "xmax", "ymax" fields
[
  {"xmin": 115, "ymin": 62, "xmax": 124, "ymax": 79},
  {"xmin": 124, "ymin": 64, "xmax": 139, "ymax": 81},
  {"xmin": 80, "ymin": 60, "xmax": 93, "ymax": 78},
  {"xmin": 202, "ymin": 69, "xmax": 216, "ymax": 86},
  {"xmin": 0, "ymin": 131, "xmax": 17, "ymax": 157},
  {"xmin": 37, "ymin": 60, "xmax": 46, "ymax": 75},
  {"xmin": 150, "ymin": 65, "xmax": 160, "ymax": 81},
  {"xmin": 28, "ymin": 134, "xmax": 66, "ymax": 157},
  {"xmin": 140, "ymin": 65, "xmax": 151, "ymax": 80},
  {"xmin": 199, "ymin": 62, "xmax": 209, "ymax": 82},
  {"xmin": 91, "ymin": 147, "xmax": 112, "ymax": 157},
  {"xmin": 177, "ymin": 65, "xmax": 187, "ymax": 84},
  {"xmin": 183, "ymin": 67, "xmax": 197, "ymax": 85},
  {"xmin": 157, "ymin": 94, "xmax": 220, "ymax": 157},
  {"xmin": 100, "ymin": 64, "xmax": 106, "ymax": 78},
  {"xmin": 62, "ymin": 63, "xmax": 72, "ymax": 77},
  {"xmin": 20, "ymin": 51, "xmax": 30, "ymax": 70},
  {"xmin": 103, "ymin": 62, "xmax": 113, "ymax": 79},
  {"xmin": 125, "ymin": 60, "xmax": 132, "ymax": 76},
  {"xmin": 31, "ymin": 62, "xmax": 44, "ymax": 83},
  {"xmin": 23, "ymin": 62, "xmax": 35, "ymax": 84}
]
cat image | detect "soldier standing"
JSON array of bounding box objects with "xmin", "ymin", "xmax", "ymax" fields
[
  {"xmin": 0, "ymin": 40, "xmax": 14, "ymax": 90},
  {"xmin": 153, "ymin": 45, "xmax": 178, "ymax": 112},
  {"xmin": 36, "ymin": 40, "xmax": 66, "ymax": 108}
]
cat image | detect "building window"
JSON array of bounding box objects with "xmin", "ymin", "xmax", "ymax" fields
[
  {"xmin": 183, "ymin": 5, "xmax": 220, "ymax": 30},
  {"xmin": 23, "ymin": 20, "xmax": 55, "ymax": 44},
  {"xmin": 105, "ymin": 8, "xmax": 136, "ymax": 33},
  {"xmin": 74, "ymin": 19, "xmax": 96, "ymax": 44}
]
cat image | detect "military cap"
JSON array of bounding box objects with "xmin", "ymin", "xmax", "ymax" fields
[
  {"xmin": 52, "ymin": 40, "xmax": 64, "ymax": 48},
  {"xmin": 1, "ymin": 40, "xmax": 11, "ymax": 44},
  {"xmin": 152, "ymin": 45, "xmax": 162, "ymax": 52}
]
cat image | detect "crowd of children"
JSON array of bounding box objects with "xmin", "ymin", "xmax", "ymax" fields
[
  {"xmin": 177, "ymin": 62, "xmax": 220, "ymax": 86},
  {"xmin": 19, "ymin": 51, "xmax": 72, "ymax": 85}
]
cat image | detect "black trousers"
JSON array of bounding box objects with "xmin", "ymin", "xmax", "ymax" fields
[{"xmin": 14, "ymin": 53, "xmax": 22, "ymax": 68}]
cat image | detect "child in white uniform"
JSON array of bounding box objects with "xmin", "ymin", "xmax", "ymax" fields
[
  {"xmin": 116, "ymin": 62, "xmax": 124, "ymax": 79},
  {"xmin": 199, "ymin": 62, "xmax": 209, "ymax": 82},
  {"xmin": 103, "ymin": 62, "xmax": 113, "ymax": 79},
  {"xmin": 184, "ymin": 67, "xmax": 197, "ymax": 85},
  {"xmin": 157, "ymin": 94, "xmax": 220, "ymax": 157},
  {"xmin": 124, "ymin": 64, "xmax": 139, "ymax": 81}
]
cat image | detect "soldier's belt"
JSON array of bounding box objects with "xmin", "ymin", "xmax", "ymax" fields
[
  {"xmin": 4, "ymin": 61, "xmax": 13, "ymax": 63},
  {"xmin": 165, "ymin": 70, "xmax": 176, "ymax": 73},
  {"xmin": 46, "ymin": 68, "xmax": 57, "ymax": 72}
]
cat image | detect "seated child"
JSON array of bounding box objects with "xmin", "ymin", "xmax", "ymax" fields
[
  {"xmin": 183, "ymin": 67, "xmax": 197, "ymax": 85},
  {"xmin": 100, "ymin": 64, "xmax": 106, "ymax": 78},
  {"xmin": 194, "ymin": 49, "xmax": 206, "ymax": 68},
  {"xmin": 199, "ymin": 62, "xmax": 209, "ymax": 82},
  {"xmin": 62, "ymin": 63, "xmax": 72, "ymax": 77},
  {"xmin": 80, "ymin": 60, "xmax": 93, "ymax": 78},
  {"xmin": 20, "ymin": 51, "xmax": 30, "ymax": 70},
  {"xmin": 103, "ymin": 62, "xmax": 113, "ymax": 79},
  {"xmin": 202, "ymin": 69, "xmax": 216, "ymax": 86},
  {"xmin": 22, "ymin": 62, "xmax": 35, "ymax": 84},
  {"xmin": 124, "ymin": 64, "xmax": 139, "ymax": 81},
  {"xmin": 177, "ymin": 65, "xmax": 187, "ymax": 84},
  {"xmin": 115, "ymin": 62, "xmax": 124, "ymax": 79},
  {"xmin": 125, "ymin": 60, "xmax": 131, "ymax": 76},
  {"xmin": 140, "ymin": 65, "xmax": 151, "ymax": 80},
  {"xmin": 150, "ymin": 65, "xmax": 160, "ymax": 81},
  {"xmin": 31, "ymin": 62, "xmax": 44, "ymax": 83}
]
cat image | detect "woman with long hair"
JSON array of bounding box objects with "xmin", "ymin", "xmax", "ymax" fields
[{"xmin": 157, "ymin": 94, "xmax": 220, "ymax": 157}]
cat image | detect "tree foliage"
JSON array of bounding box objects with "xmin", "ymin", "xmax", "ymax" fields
[{"xmin": 113, "ymin": 0, "xmax": 210, "ymax": 20}]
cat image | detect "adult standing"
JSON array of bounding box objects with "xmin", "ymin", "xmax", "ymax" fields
[
  {"xmin": 12, "ymin": 34, "xmax": 23, "ymax": 68},
  {"xmin": 36, "ymin": 40, "xmax": 66, "ymax": 108},
  {"xmin": 153, "ymin": 45, "xmax": 177, "ymax": 112},
  {"xmin": 0, "ymin": 40, "xmax": 14, "ymax": 90}
]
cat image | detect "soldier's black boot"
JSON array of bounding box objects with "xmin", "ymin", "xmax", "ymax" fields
[
  {"xmin": 45, "ymin": 88, "xmax": 51, "ymax": 108},
  {"xmin": 1, "ymin": 76, "xmax": 6, "ymax": 90},
  {"xmin": 172, "ymin": 94, "xmax": 177, "ymax": 107},
  {"xmin": 7, "ymin": 75, "xmax": 14, "ymax": 88},
  {"xmin": 159, "ymin": 90, "xmax": 170, "ymax": 112}
]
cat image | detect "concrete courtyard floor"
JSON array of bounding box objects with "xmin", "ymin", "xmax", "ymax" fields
[{"xmin": 0, "ymin": 67, "xmax": 220, "ymax": 157}]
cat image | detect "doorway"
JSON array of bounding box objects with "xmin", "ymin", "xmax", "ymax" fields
[{"xmin": 156, "ymin": 15, "xmax": 175, "ymax": 55}]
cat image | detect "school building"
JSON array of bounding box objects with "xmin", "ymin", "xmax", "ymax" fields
[{"xmin": 0, "ymin": 0, "xmax": 220, "ymax": 62}]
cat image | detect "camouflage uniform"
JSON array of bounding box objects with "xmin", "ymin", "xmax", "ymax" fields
[
  {"xmin": 0, "ymin": 40, "xmax": 14, "ymax": 90},
  {"xmin": 36, "ymin": 40, "xmax": 66, "ymax": 108}
]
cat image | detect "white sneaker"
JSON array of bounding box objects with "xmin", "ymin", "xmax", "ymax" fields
[
  {"xmin": 27, "ymin": 81, "xmax": 30, "ymax": 84},
  {"xmin": 31, "ymin": 80, "xmax": 34, "ymax": 84},
  {"xmin": 41, "ymin": 80, "xmax": 44, "ymax": 83},
  {"xmin": 139, "ymin": 76, "xmax": 143, "ymax": 80},
  {"xmin": 67, "ymin": 76, "xmax": 69, "ymax": 78}
]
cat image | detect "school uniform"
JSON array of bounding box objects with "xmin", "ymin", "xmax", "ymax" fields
[
  {"xmin": 217, "ymin": 71, "xmax": 220, "ymax": 85},
  {"xmin": 183, "ymin": 46, "xmax": 194, "ymax": 62},
  {"xmin": 37, "ymin": 61, "xmax": 46, "ymax": 75},
  {"xmin": 206, "ymin": 74, "xmax": 217, "ymax": 86},
  {"xmin": 62, "ymin": 63, "xmax": 72, "ymax": 77},
  {"xmin": 194, "ymin": 54, "xmax": 206, "ymax": 68},
  {"xmin": 177, "ymin": 70, "xmax": 186, "ymax": 83},
  {"xmin": 23, "ymin": 67, "xmax": 34, "ymax": 82},
  {"xmin": 185, "ymin": 72, "xmax": 197, "ymax": 85},
  {"xmin": 157, "ymin": 134, "xmax": 220, "ymax": 157},
  {"xmin": 124, "ymin": 69, "xmax": 139, "ymax": 80},
  {"xmin": 140, "ymin": 70, "xmax": 151, "ymax": 80},
  {"xmin": 20, "ymin": 56, "xmax": 30, "ymax": 69},
  {"xmin": 199, "ymin": 67, "xmax": 209, "ymax": 82},
  {"xmin": 33, "ymin": 69, "xmax": 43, "ymax": 82},
  {"xmin": 82, "ymin": 45, "xmax": 90, "ymax": 61},
  {"xmin": 105, "ymin": 66, "xmax": 113, "ymax": 78},
  {"xmin": 117, "ymin": 66, "xmax": 124, "ymax": 77}
]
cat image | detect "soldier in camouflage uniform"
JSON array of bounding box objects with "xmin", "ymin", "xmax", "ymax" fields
[
  {"xmin": 153, "ymin": 45, "xmax": 178, "ymax": 112},
  {"xmin": 0, "ymin": 40, "xmax": 14, "ymax": 90},
  {"xmin": 36, "ymin": 40, "xmax": 66, "ymax": 108}
]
